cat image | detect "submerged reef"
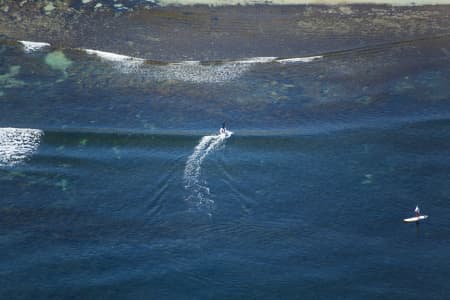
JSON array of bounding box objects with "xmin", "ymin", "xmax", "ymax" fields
[
  {"xmin": 0, "ymin": 65, "xmax": 24, "ymax": 89},
  {"xmin": 45, "ymin": 50, "xmax": 73, "ymax": 76},
  {"xmin": 0, "ymin": 1, "xmax": 449, "ymax": 125},
  {"xmin": 0, "ymin": 1, "xmax": 449, "ymax": 61}
]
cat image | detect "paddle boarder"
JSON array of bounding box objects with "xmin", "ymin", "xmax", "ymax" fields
[
  {"xmin": 415, "ymin": 205, "xmax": 420, "ymax": 217},
  {"xmin": 220, "ymin": 122, "xmax": 226, "ymax": 135},
  {"xmin": 403, "ymin": 205, "xmax": 428, "ymax": 223}
]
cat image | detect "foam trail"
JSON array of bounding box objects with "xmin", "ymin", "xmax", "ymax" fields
[
  {"xmin": 19, "ymin": 41, "xmax": 50, "ymax": 53},
  {"xmin": 184, "ymin": 131, "xmax": 233, "ymax": 209},
  {"xmin": 0, "ymin": 128, "xmax": 43, "ymax": 167}
]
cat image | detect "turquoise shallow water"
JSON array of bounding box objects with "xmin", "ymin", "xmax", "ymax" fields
[{"xmin": 1, "ymin": 35, "xmax": 450, "ymax": 299}]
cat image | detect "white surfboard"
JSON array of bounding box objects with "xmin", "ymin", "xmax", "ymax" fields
[{"xmin": 403, "ymin": 215, "xmax": 428, "ymax": 223}]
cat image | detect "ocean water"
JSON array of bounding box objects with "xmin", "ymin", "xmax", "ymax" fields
[{"xmin": 1, "ymin": 32, "xmax": 450, "ymax": 299}]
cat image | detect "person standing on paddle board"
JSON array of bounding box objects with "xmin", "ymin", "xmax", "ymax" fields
[
  {"xmin": 220, "ymin": 122, "xmax": 226, "ymax": 135},
  {"xmin": 415, "ymin": 205, "xmax": 420, "ymax": 217},
  {"xmin": 403, "ymin": 205, "xmax": 428, "ymax": 223}
]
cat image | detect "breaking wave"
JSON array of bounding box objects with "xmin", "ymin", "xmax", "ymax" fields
[
  {"xmin": 83, "ymin": 49, "xmax": 145, "ymax": 73},
  {"xmin": 0, "ymin": 128, "xmax": 43, "ymax": 167},
  {"xmin": 19, "ymin": 41, "xmax": 50, "ymax": 53},
  {"xmin": 18, "ymin": 40, "xmax": 322, "ymax": 83},
  {"xmin": 81, "ymin": 48, "xmax": 322, "ymax": 83}
]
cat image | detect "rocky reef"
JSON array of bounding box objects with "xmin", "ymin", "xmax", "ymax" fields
[{"xmin": 0, "ymin": 0, "xmax": 449, "ymax": 61}]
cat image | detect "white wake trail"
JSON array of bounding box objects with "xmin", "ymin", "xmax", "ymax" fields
[{"xmin": 184, "ymin": 131, "xmax": 232, "ymax": 208}]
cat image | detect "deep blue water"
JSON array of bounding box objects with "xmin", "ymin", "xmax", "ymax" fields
[{"xmin": 1, "ymin": 38, "xmax": 450, "ymax": 299}]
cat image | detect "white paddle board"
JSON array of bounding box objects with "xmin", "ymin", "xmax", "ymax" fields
[{"xmin": 403, "ymin": 215, "xmax": 428, "ymax": 223}]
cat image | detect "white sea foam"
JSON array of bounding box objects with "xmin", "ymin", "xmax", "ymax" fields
[
  {"xmin": 184, "ymin": 130, "xmax": 233, "ymax": 208},
  {"xmin": 19, "ymin": 41, "xmax": 51, "ymax": 53},
  {"xmin": 171, "ymin": 60, "xmax": 201, "ymax": 65},
  {"xmin": 236, "ymin": 57, "xmax": 278, "ymax": 64},
  {"xmin": 155, "ymin": 62, "xmax": 250, "ymax": 83},
  {"xmin": 83, "ymin": 49, "xmax": 143, "ymax": 62},
  {"xmin": 276, "ymin": 55, "xmax": 322, "ymax": 64},
  {"xmin": 150, "ymin": 56, "xmax": 320, "ymax": 83},
  {"xmin": 83, "ymin": 49, "xmax": 145, "ymax": 73},
  {"xmin": 80, "ymin": 47, "xmax": 321, "ymax": 83},
  {"xmin": 0, "ymin": 128, "xmax": 43, "ymax": 167}
]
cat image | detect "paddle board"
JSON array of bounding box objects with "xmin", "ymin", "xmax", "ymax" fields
[{"xmin": 403, "ymin": 215, "xmax": 428, "ymax": 223}]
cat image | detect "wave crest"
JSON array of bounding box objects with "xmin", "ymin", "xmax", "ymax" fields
[
  {"xmin": 19, "ymin": 41, "xmax": 51, "ymax": 53},
  {"xmin": 0, "ymin": 128, "xmax": 43, "ymax": 167}
]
